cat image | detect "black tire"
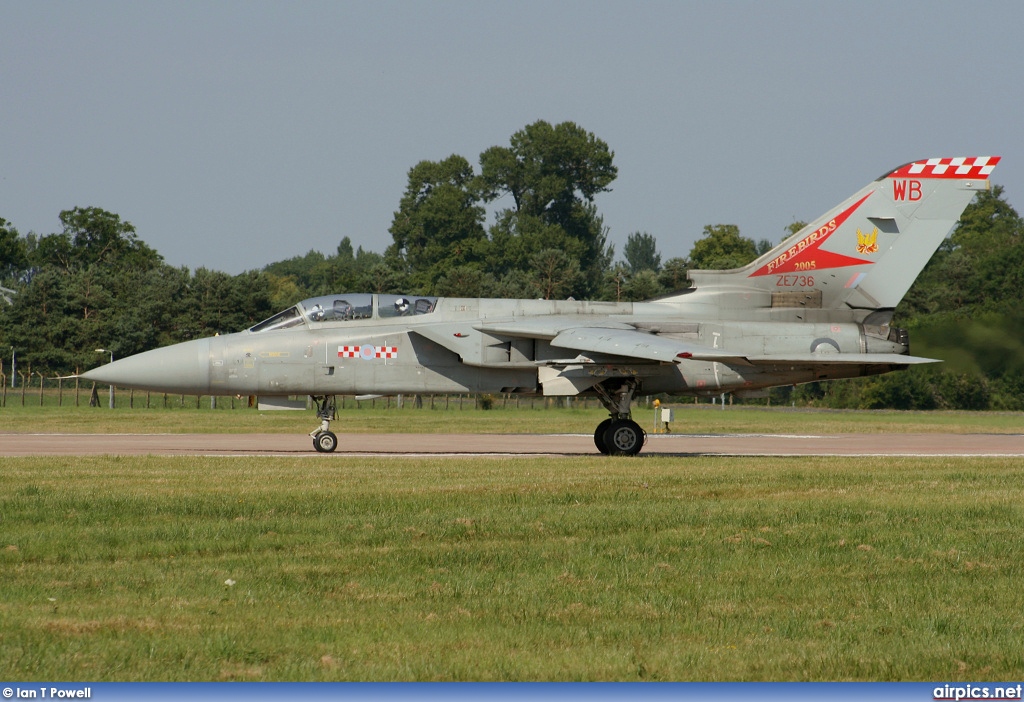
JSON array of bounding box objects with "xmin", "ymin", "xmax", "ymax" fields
[
  {"xmin": 603, "ymin": 419, "xmax": 645, "ymax": 456},
  {"xmin": 594, "ymin": 418, "xmax": 613, "ymax": 454},
  {"xmin": 313, "ymin": 430, "xmax": 338, "ymax": 453}
]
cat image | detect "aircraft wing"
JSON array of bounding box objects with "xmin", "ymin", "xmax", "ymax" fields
[
  {"xmin": 548, "ymin": 328, "xmax": 938, "ymax": 367},
  {"xmin": 475, "ymin": 319, "xmax": 635, "ymax": 340},
  {"xmin": 549, "ymin": 327, "xmax": 747, "ymax": 364},
  {"xmin": 744, "ymin": 353, "xmax": 939, "ymax": 365},
  {"xmin": 475, "ymin": 324, "xmax": 938, "ymax": 367}
]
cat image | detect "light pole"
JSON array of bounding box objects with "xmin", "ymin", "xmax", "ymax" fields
[
  {"xmin": 96, "ymin": 348, "xmax": 114, "ymax": 409},
  {"xmin": 9, "ymin": 347, "xmax": 13, "ymax": 388}
]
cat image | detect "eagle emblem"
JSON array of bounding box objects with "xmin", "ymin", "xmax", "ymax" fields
[{"xmin": 856, "ymin": 227, "xmax": 879, "ymax": 254}]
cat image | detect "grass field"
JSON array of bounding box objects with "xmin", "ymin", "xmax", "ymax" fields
[
  {"xmin": 2, "ymin": 401, "xmax": 1024, "ymax": 435},
  {"xmin": 2, "ymin": 447, "xmax": 1024, "ymax": 680}
]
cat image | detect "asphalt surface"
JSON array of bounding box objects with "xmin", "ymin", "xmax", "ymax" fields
[{"xmin": 2, "ymin": 432, "xmax": 1023, "ymax": 457}]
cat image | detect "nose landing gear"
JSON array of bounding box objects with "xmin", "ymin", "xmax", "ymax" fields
[{"xmin": 310, "ymin": 395, "xmax": 338, "ymax": 453}]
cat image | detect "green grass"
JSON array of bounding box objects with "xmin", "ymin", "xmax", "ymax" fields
[
  {"xmin": 2, "ymin": 454, "xmax": 1024, "ymax": 680},
  {"xmin": 2, "ymin": 401, "xmax": 1023, "ymax": 435}
]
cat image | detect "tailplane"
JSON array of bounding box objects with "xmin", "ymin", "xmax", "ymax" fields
[{"xmin": 681, "ymin": 157, "xmax": 1000, "ymax": 321}]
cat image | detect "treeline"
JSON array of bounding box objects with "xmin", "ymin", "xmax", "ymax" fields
[
  {"xmin": 0, "ymin": 208, "xmax": 276, "ymax": 373},
  {"xmin": 265, "ymin": 121, "xmax": 774, "ymax": 302},
  {"xmin": 1, "ymin": 120, "xmax": 1022, "ymax": 409}
]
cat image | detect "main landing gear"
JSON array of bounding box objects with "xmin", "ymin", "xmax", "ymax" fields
[
  {"xmin": 310, "ymin": 395, "xmax": 338, "ymax": 453},
  {"xmin": 592, "ymin": 379, "xmax": 646, "ymax": 456}
]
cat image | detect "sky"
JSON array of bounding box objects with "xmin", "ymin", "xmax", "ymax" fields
[{"xmin": 3, "ymin": 0, "xmax": 1023, "ymax": 276}]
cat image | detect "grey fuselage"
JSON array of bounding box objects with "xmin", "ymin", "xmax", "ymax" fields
[{"xmin": 89, "ymin": 292, "xmax": 910, "ymax": 400}]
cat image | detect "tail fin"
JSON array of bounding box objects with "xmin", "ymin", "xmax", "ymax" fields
[{"xmin": 684, "ymin": 157, "xmax": 1000, "ymax": 321}]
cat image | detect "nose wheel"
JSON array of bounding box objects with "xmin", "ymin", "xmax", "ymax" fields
[
  {"xmin": 309, "ymin": 395, "xmax": 339, "ymax": 453},
  {"xmin": 313, "ymin": 430, "xmax": 338, "ymax": 453}
]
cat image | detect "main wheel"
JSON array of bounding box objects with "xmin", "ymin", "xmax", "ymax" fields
[
  {"xmin": 594, "ymin": 418, "xmax": 613, "ymax": 454},
  {"xmin": 313, "ymin": 430, "xmax": 338, "ymax": 453},
  {"xmin": 603, "ymin": 419, "xmax": 645, "ymax": 456}
]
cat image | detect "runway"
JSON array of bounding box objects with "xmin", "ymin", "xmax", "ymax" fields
[{"xmin": 2, "ymin": 432, "xmax": 1024, "ymax": 457}]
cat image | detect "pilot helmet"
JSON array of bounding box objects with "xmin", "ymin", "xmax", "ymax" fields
[
  {"xmin": 395, "ymin": 298, "xmax": 410, "ymax": 313},
  {"xmin": 308, "ymin": 304, "xmax": 325, "ymax": 321}
]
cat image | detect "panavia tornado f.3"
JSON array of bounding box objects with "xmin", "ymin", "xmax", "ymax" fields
[{"xmin": 83, "ymin": 156, "xmax": 1000, "ymax": 455}]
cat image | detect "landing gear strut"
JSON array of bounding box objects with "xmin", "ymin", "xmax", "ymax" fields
[
  {"xmin": 592, "ymin": 379, "xmax": 645, "ymax": 456},
  {"xmin": 310, "ymin": 395, "xmax": 338, "ymax": 453}
]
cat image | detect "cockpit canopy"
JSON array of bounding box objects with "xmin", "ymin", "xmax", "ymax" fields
[{"xmin": 249, "ymin": 294, "xmax": 437, "ymax": 333}]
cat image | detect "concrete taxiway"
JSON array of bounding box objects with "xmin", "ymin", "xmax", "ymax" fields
[{"xmin": 2, "ymin": 432, "xmax": 1023, "ymax": 457}]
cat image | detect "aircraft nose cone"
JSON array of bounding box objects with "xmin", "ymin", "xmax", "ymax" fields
[{"xmin": 81, "ymin": 338, "xmax": 212, "ymax": 394}]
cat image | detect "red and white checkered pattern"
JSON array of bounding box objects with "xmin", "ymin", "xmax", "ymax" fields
[
  {"xmin": 338, "ymin": 345, "xmax": 398, "ymax": 359},
  {"xmin": 888, "ymin": 156, "xmax": 1000, "ymax": 179}
]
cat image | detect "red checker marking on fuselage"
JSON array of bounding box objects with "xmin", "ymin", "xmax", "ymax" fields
[{"xmin": 338, "ymin": 345, "xmax": 398, "ymax": 360}]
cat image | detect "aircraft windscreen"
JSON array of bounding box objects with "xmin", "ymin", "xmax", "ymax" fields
[{"xmin": 249, "ymin": 306, "xmax": 305, "ymax": 333}]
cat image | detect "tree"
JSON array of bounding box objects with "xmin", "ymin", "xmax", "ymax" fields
[
  {"xmin": 527, "ymin": 249, "xmax": 582, "ymax": 300},
  {"xmin": 336, "ymin": 236, "xmax": 355, "ymax": 260},
  {"xmin": 479, "ymin": 120, "xmax": 617, "ymax": 296},
  {"xmin": 658, "ymin": 257, "xmax": 690, "ymax": 293},
  {"xmin": 180, "ymin": 268, "xmax": 275, "ymax": 338},
  {"xmin": 0, "ymin": 217, "xmax": 27, "ymax": 283},
  {"xmin": 688, "ymin": 224, "xmax": 758, "ymax": 270},
  {"xmin": 784, "ymin": 220, "xmax": 808, "ymax": 238},
  {"xmin": 623, "ymin": 269, "xmax": 661, "ymax": 301},
  {"xmin": 435, "ymin": 265, "xmax": 494, "ymax": 298},
  {"xmin": 623, "ymin": 231, "xmax": 661, "ymax": 273},
  {"xmin": 900, "ymin": 186, "xmax": 1024, "ymax": 320},
  {"xmin": 478, "ymin": 120, "xmax": 617, "ymax": 221},
  {"xmin": 56, "ymin": 207, "xmax": 162, "ymax": 271},
  {"xmin": 387, "ymin": 155, "xmax": 488, "ymax": 293},
  {"xmin": 263, "ymin": 249, "xmax": 327, "ymax": 287},
  {"xmin": 951, "ymin": 185, "xmax": 1022, "ymax": 250},
  {"xmin": 602, "ymin": 262, "xmax": 631, "ymax": 301}
]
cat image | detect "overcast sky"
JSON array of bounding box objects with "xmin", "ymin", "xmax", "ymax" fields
[{"xmin": 3, "ymin": 1, "xmax": 1022, "ymax": 276}]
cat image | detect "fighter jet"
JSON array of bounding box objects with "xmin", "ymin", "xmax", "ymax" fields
[{"xmin": 82, "ymin": 156, "xmax": 1000, "ymax": 455}]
